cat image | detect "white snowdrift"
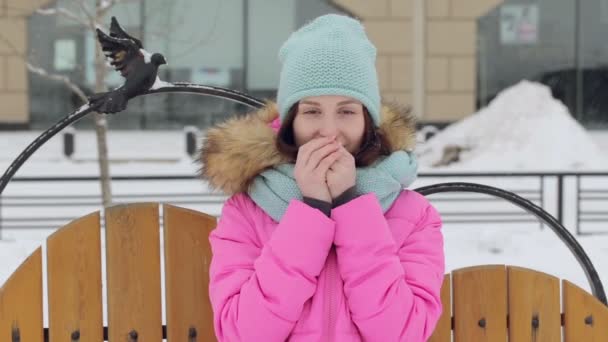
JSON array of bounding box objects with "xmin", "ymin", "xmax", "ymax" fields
[{"xmin": 418, "ymin": 81, "xmax": 608, "ymax": 171}]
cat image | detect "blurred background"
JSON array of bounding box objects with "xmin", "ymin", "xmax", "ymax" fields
[
  {"xmin": 2, "ymin": 0, "xmax": 608, "ymax": 326},
  {"xmin": 2, "ymin": 0, "xmax": 607, "ymax": 130}
]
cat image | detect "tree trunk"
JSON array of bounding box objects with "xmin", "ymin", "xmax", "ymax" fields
[{"xmin": 93, "ymin": 31, "xmax": 112, "ymax": 208}]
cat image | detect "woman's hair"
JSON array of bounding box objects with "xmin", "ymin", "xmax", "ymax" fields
[{"xmin": 275, "ymin": 102, "xmax": 392, "ymax": 167}]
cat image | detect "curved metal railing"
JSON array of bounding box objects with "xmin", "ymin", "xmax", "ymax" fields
[
  {"xmin": 415, "ymin": 182, "xmax": 607, "ymax": 305},
  {"xmin": 1, "ymin": 83, "xmax": 605, "ymax": 305}
]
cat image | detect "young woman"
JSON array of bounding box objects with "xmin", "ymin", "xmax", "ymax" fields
[{"xmin": 201, "ymin": 14, "xmax": 445, "ymax": 341}]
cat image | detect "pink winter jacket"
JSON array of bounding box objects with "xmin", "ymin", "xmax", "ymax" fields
[{"xmin": 209, "ymin": 189, "xmax": 445, "ymax": 341}]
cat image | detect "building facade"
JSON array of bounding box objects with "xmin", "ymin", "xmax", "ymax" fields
[
  {"xmin": 334, "ymin": 0, "xmax": 502, "ymax": 123},
  {"xmin": 1, "ymin": 0, "xmax": 608, "ymax": 129},
  {"xmin": 0, "ymin": 0, "xmax": 51, "ymax": 129}
]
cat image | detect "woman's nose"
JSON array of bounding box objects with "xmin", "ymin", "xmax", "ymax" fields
[{"xmin": 319, "ymin": 117, "xmax": 339, "ymax": 137}]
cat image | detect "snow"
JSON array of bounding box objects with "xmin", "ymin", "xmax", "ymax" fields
[
  {"xmin": 418, "ymin": 81, "xmax": 608, "ymax": 171},
  {"xmin": 69, "ymin": 103, "xmax": 91, "ymax": 118},
  {"xmin": 140, "ymin": 48, "xmax": 152, "ymax": 64},
  {"xmin": 35, "ymin": 8, "xmax": 57, "ymax": 15},
  {"xmin": 183, "ymin": 125, "xmax": 201, "ymax": 136},
  {"xmin": 1, "ymin": 81, "xmax": 608, "ymax": 325},
  {"xmin": 151, "ymin": 77, "xmax": 174, "ymax": 90},
  {"xmin": 0, "ymin": 130, "xmax": 192, "ymax": 175},
  {"xmin": 590, "ymin": 130, "xmax": 608, "ymax": 151},
  {"xmin": 98, "ymin": 0, "xmax": 113, "ymax": 12}
]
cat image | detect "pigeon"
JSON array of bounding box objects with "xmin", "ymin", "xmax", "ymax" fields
[{"xmin": 88, "ymin": 17, "xmax": 167, "ymax": 114}]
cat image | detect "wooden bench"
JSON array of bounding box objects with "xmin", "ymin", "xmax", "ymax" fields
[{"xmin": 1, "ymin": 202, "xmax": 607, "ymax": 341}]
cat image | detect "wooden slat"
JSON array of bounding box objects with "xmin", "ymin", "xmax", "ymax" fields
[
  {"xmin": 164, "ymin": 204, "xmax": 217, "ymax": 341},
  {"xmin": 106, "ymin": 203, "xmax": 162, "ymax": 341},
  {"xmin": 0, "ymin": 248, "xmax": 43, "ymax": 342},
  {"xmin": 453, "ymin": 265, "xmax": 507, "ymax": 342},
  {"xmin": 47, "ymin": 212, "xmax": 103, "ymax": 341},
  {"xmin": 428, "ymin": 275, "xmax": 452, "ymax": 342},
  {"xmin": 563, "ymin": 280, "xmax": 608, "ymax": 341},
  {"xmin": 508, "ymin": 266, "xmax": 561, "ymax": 342}
]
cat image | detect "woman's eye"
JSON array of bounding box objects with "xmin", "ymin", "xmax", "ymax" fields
[
  {"xmin": 304, "ymin": 110, "xmax": 320, "ymax": 115},
  {"xmin": 340, "ymin": 110, "xmax": 355, "ymax": 115}
]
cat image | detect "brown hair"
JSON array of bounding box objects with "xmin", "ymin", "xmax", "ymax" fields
[{"xmin": 275, "ymin": 102, "xmax": 392, "ymax": 167}]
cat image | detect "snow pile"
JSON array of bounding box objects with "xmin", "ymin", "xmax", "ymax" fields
[{"xmin": 418, "ymin": 81, "xmax": 608, "ymax": 171}]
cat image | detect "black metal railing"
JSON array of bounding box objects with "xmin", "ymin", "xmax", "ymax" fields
[
  {"xmin": 1, "ymin": 172, "xmax": 606, "ymax": 236},
  {"xmin": 576, "ymin": 174, "xmax": 608, "ymax": 235}
]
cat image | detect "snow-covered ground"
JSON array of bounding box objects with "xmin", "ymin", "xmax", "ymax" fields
[
  {"xmin": 418, "ymin": 80, "xmax": 608, "ymax": 170},
  {"xmin": 1, "ymin": 81, "xmax": 608, "ymax": 326}
]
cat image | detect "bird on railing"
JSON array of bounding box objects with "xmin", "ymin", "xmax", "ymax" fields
[{"xmin": 88, "ymin": 16, "xmax": 167, "ymax": 114}]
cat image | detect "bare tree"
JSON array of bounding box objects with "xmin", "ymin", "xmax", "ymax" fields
[
  {"xmin": 21, "ymin": 0, "xmax": 134, "ymax": 208},
  {"xmin": 93, "ymin": 0, "xmax": 113, "ymax": 208},
  {"xmin": 6, "ymin": 0, "xmax": 216, "ymax": 207}
]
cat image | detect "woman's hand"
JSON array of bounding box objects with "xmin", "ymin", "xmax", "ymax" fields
[
  {"xmin": 295, "ymin": 136, "xmax": 342, "ymax": 203},
  {"xmin": 326, "ymin": 143, "xmax": 356, "ymax": 200}
]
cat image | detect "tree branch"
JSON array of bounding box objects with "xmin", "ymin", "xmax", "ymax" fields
[
  {"xmin": 26, "ymin": 63, "xmax": 89, "ymax": 103},
  {"xmin": 71, "ymin": 0, "xmax": 95, "ymax": 19},
  {"xmin": 98, "ymin": 0, "xmax": 122, "ymax": 16},
  {"xmin": 74, "ymin": 0, "xmax": 98, "ymax": 30},
  {"xmin": 35, "ymin": 7, "xmax": 90, "ymax": 28},
  {"xmin": 0, "ymin": 32, "xmax": 89, "ymax": 104}
]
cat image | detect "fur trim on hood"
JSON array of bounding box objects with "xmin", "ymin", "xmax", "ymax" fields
[{"xmin": 199, "ymin": 101, "xmax": 416, "ymax": 195}]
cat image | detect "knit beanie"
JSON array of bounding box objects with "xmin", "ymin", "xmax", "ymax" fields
[{"xmin": 276, "ymin": 14, "xmax": 381, "ymax": 126}]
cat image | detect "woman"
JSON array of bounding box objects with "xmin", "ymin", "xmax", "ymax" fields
[{"xmin": 200, "ymin": 14, "xmax": 444, "ymax": 341}]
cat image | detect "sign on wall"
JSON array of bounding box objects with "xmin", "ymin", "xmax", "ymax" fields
[{"xmin": 500, "ymin": 4, "xmax": 539, "ymax": 45}]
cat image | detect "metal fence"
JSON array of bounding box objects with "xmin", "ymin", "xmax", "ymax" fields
[
  {"xmin": 1, "ymin": 172, "xmax": 607, "ymax": 238},
  {"xmin": 419, "ymin": 172, "xmax": 608, "ymax": 235}
]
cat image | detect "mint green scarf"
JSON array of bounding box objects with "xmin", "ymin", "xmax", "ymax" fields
[{"xmin": 248, "ymin": 151, "xmax": 417, "ymax": 222}]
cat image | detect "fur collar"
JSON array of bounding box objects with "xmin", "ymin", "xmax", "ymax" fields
[{"xmin": 199, "ymin": 101, "xmax": 416, "ymax": 195}]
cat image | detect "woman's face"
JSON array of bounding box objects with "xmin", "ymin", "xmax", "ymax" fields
[{"xmin": 293, "ymin": 95, "xmax": 366, "ymax": 154}]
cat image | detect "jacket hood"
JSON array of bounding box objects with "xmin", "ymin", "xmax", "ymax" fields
[{"xmin": 199, "ymin": 101, "xmax": 416, "ymax": 195}]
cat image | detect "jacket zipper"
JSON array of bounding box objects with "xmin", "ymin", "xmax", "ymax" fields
[{"xmin": 326, "ymin": 246, "xmax": 337, "ymax": 341}]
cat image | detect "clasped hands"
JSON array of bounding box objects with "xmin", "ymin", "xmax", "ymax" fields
[{"xmin": 294, "ymin": 136, "xmax": 356, "ymax": 203}]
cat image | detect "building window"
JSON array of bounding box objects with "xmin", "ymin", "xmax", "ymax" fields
[
  {"xmin": 26, "ymin": 0, "xmax": 344, "ymax": 130},
  {"xmin": 478, "ymin": 0, "xmax": 608, "ymax": 128}
]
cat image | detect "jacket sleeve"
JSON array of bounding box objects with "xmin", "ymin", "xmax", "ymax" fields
[
  {"xmin": 331, "ymin": 192, "xmax": 445, "ymax": 341},
  {"xmin": 209, "ymin": 193, "xmax": 335, "ymax": 341}
]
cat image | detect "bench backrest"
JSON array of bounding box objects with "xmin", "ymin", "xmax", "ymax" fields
[
  {"xmin": 429, "ymin": 265, "xmax": 608, "ymax": 341},
  {"xmin": 0, "ymin": 203, "xmax": 216, "ymax": 341},
  {"xmin": 1, "ymin": 203, "xmax": 607, "ymax": 341}
]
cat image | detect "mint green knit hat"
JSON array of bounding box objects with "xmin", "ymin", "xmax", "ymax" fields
[{"xmin": 276, "ymin": 14, "xmax": 381, "ymax": 126}]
